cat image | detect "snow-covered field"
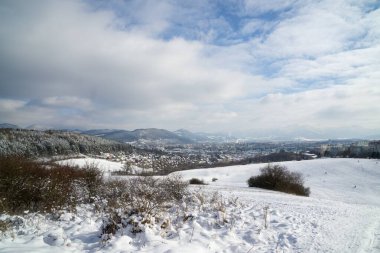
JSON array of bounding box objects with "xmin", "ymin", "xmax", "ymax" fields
[
  {"xmin": 1, "ymin": 158, "xmax": 380, "ymax": 252},
  {"xmin": 56, "ymin": 157, "xmax": 144, "ymax": 176},
  {"xmin": 57, "ymin": 157, "xmax": 124, "ymax": 173}
]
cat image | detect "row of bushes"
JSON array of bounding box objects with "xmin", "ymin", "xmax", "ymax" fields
[
  {"xmin": 1, "ymin": 155, "xmax": 310, "ymax": 241},
  {"xmin": 1, "ymin": 155, "xmax": 310, "ymax": 216},
  {"xmin": 0, "ymin": 156, "xmax": 103, "ymax": 213},
  {"xmin": 0, "ymin": 156, "xmax": 189, "ymax": 215}
]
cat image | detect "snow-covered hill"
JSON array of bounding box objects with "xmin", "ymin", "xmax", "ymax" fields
[
  {"xmin": 1, "ymin": 158, "xmax": 379, "ymax": 252},
  {"xmin": 176, "ymin": 158, "xmax": 380, "ymax": 206}
]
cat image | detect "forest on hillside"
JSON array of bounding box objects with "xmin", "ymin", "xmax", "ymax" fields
[{"xmin": 0, "ymin": 129, "xmax": 133, "ymax": 157}]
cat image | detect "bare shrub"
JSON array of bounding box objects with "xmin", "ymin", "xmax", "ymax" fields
[
  {"xmin": 101, "ymin": 175, "xmax": 188, "ymax": 215},
  {"xmin": 0, "ymin": 156, "xmax": 104, "ymax": 214},
  {"xmin": 123, "ymin": 175, "xmax": 188, "ymax": 215},
  {"xmin": 101, "ymin": 211, "xmax": 124, "ymax": 240},
  {"xmin": 0, "ymin": 220, "xmax": 11, "ymax": 235},
  {"xmin": 77, "ymin": 162, "xmax": 104, "ymax": 202},
  {"xmin": 247, "ymin": 164, "xmax": 310, "ymax": 196},
  {"xmin": 0, "ymin": 155, "xmax": 53, "ymax": 213},
  {"xmin": 98, "ymin": 179, "xmax": 128, "ymax": 211},
  {"xmin": 160, "ymin": 174, "xmax": 189, "ymax": 201},
  {"xmin": 99, "ymin": 175, "xmax": 188, "ymax": 238}
]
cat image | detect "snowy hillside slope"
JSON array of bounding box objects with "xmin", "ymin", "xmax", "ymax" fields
[
  {"xmin": 1, "ymin": 158, "xmax": 379, "ymax": 252},
  {"xmin": 175, "ymin": 158, "xmax": 380, "ymax": 252},
  {"xmin": 176, "ymin": 158, "xmax": 380, "ymax": 206}
]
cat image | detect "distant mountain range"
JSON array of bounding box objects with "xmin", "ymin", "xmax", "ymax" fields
[
  {"xmin": 80, "ymin": 128, "xmax": 233, "ymax": 144},
  {"xmin": 81, "ymin": 128, "xmax": 195, "ymax": 144},
  {"xmin": 2, "ymin": 123, "xmax": 377, "ymax": 144},
  {"xmin": 0, "ymin": 123, "xmax": 235, "ymax": 144}
]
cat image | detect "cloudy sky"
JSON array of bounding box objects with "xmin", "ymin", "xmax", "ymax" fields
[{"xmin": 0, "ymin": 0, "xmax": 379, "ymax": 138}]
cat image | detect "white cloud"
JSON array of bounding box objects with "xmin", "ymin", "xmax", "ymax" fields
[
  {"xmin": 251, "ymin": 0, "xmax": 365, "ymax": 58},
  {"xmin": 236, "ymin": 80, "xmax": 380, "ymax": 134},
  {"xmin": 0, "ymin": 1, "xmax": 253, "ymax": 107},
  {"xmin": 0, "ymin": 99, "xmax": 25, "ymax": 111},
  {"xmin": 279, "ymin": 46, "xmax": 380, "ymax": 81},
  {"xmin": 0, "ymin": 0, "xmax": 379, "ymax": 137},
  {"xmin": 39, "ymin": 96, "xmax": 93, "ymax": 109}
]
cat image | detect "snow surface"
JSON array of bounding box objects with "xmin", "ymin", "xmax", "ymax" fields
[
  {"xmin": 177, "ymin": 158, "xmax": 380, "ymax": 206},
  {"xmin": 1, "ymin": 158, "xmax": 380, "ymax": 252},
  {"xmin": 57, "ymin": 157, "xmax": 124, "ymax": 173},
  {"xmin": 57, "ymin": 157, "xmax": 145, "ymax": 176}
]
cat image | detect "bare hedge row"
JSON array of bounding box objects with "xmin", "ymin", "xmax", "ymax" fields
[
  {"xmin": 0, "ymin": 156, "xmax": 103, "ymax": 213},
  {"xmin": 0, "ymin": 156, "xmax": 188, "ymax": 215}
]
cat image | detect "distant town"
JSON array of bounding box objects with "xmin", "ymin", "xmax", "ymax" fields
[
  {"xmin": 96, "ymin": 139, "xmax": 380, "ymax": 175},
  {"xmin": 1, "ymin": 126, "xmax": 379, "ymax": 175}
]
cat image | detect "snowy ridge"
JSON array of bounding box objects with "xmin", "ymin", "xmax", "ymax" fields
[
  {"xmin": 0, "ymin": 129, "xmax": 133, "ymax": 157},
  {"xmin": 1, "ymin": 158, "xmax": 380, "ymax": 252}
]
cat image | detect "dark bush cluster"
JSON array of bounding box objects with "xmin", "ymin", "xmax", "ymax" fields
[
  {"xmin": 0, "ymin": 156, "xmax": 103, "ymax": 214},
  {"xmin": 247, "ymin": 164, "xmax": 310, "ymax": 196},
  {"xmin": 0, "ymin": 155, "xmax": 189, "ymax": 217},
  {"xmin": 189, "ymin": 178, "xmax": 206, "ymax": 185},
  {"xmin": 0, "ymin": 155, "xmax": 190, "ymax": 240}
]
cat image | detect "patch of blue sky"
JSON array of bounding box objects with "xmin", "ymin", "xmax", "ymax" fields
[
  {"xmin": 162, "ymin": 3, "xmax": 290, "ymax": 45},
  {"xmin": 251, "ymin": 6, "xmax": 293, "ymax": 21},
  {"xmin": 83, "ymin": 0, "xmax": 295, "ymax": 47},
  {"xmin": 362, "ymin": 1, "xmax": 380, "ymax": 13},
  {"xmin": 159, "ymin": 23, "xmax": 199, "ymax": 41},
  {"xmin": 282, "ymin": 76, "xmax": 348, "ymax": 94},
  {"xmin": 157, "ymin": 3, "xmax": 239, "ymax": 43},
  {"xmin": 213, "ymin": 1, "xmax": 243, "ymax": 30}
]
